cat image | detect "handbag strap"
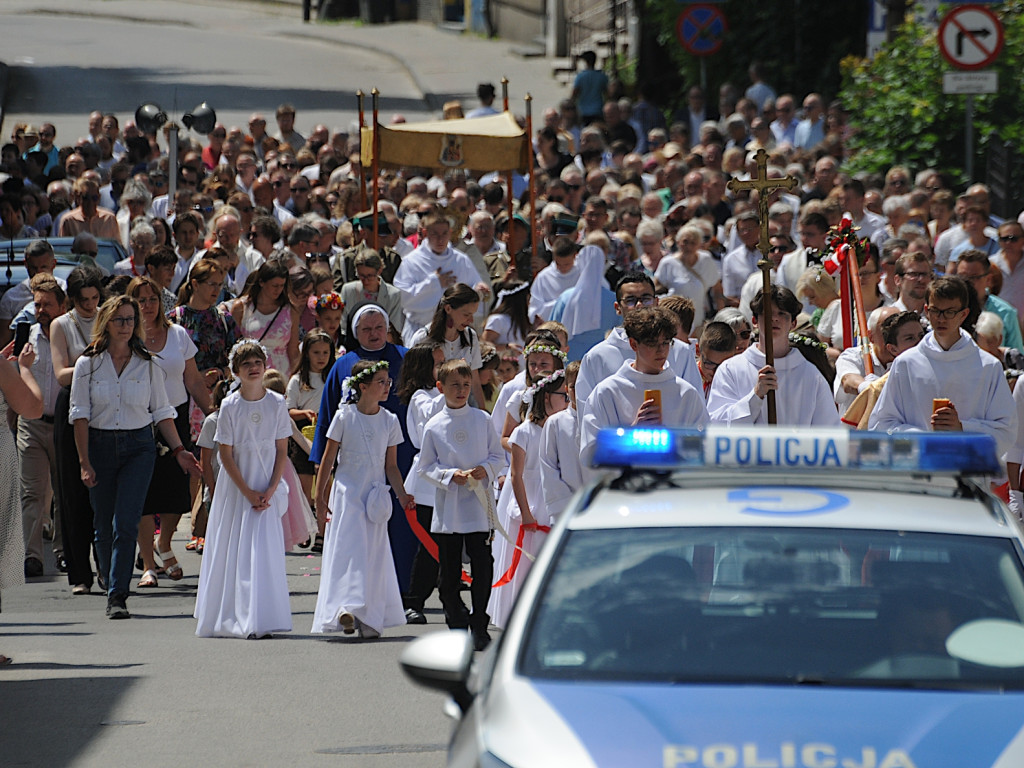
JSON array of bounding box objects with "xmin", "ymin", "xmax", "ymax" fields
[{"xmin": 257, "ymin": 305, "xmax": 284, "ymax": 343}]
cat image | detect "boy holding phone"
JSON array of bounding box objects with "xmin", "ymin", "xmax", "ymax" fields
[{"xmin": 579, "ymin": 307, "xmax": 707, "ymax": 466}]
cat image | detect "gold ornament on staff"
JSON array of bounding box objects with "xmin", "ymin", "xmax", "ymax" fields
[{"xmin": 727, "ymin": 148, "xmax": 799, "ymax": 425}]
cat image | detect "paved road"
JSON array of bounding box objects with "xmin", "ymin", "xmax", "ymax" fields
[
  {"xmin": 0, "ymin": 3, "xmax": 570, "ymax": 764},
  {"xmin": 0, "ymin": 0, "xmax": 568, "ymax": 147},
  {"xmin": 1, "ymin": 529, "xmax": 459, "ymax": 767}
]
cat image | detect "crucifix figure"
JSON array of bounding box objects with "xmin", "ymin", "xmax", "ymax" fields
[{"xmin": 726, "ymin": 148, "xmax": 799, "ymax": 424}]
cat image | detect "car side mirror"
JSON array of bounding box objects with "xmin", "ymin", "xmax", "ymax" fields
[{"xmin": 400, "ymin": 630, "xmax": 475, "ymax": 712}]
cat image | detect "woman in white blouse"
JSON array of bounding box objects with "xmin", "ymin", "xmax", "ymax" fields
[
  {"xmin": 654, "ymin": 223, "xmax": 723, "ymax": 329},
  {"xmin": 127, "ymin": 277, "xmax": 212, "ymax": 588},
  {"xmin": 70, "ymin": 295, "xmax": 201, "ymax": 620}
]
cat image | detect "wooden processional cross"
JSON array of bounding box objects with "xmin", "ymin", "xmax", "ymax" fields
[{"xmin": 726, "ymin": 148, "xmax": 799, "ymax": 424}]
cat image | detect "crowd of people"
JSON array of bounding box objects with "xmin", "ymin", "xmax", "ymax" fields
[{"xmin": 1, "ymin": 60, "xmax": 1023, "ymax": 658}]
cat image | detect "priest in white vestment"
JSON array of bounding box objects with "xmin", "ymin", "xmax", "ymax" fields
[{"xmin": 393, "ymin": 213, "xmax": 486, "ymax": 343}]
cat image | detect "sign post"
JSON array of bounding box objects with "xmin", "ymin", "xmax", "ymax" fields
[
  {"xmin": 937, "ymin": 4, "xmax": 1004, "ymax": 182},
  {"xmin": 675, "ymin": 4, "xmax": 727, "ymax": 93}
]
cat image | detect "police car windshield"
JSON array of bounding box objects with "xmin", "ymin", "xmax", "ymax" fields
[{"xmin": 519, "ymin": 527, "xmax": 1024, "ymax": 689}]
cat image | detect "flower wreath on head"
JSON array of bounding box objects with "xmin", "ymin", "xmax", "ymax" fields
[
  {"xmin": 316, "ymin": 292, "xmax": 344, "ymax": 311},
  {"xmin": 226, "ymin": 339, "xmax": 271, "ymax": 391},
  {"xmin": 521, "ymin": 368, "xmax": 566, "ymax": 409},
  {"xmin": 341, "ymin": 359, "xmax": 390, "ymax": 403},
  {"xmin": 481, "ymin": 348, "xmax": 498, "ymax": 366},
  {"xmin": 788, "ymin": 331, "xmax": 828, "ymax": 352},
  {"xmin": 496, "ymin": 281, "xmax": 529, "ymax": 301},
  {"xmin": 523, "ymin": 343, "xmax": 568, "ymax": 362}
]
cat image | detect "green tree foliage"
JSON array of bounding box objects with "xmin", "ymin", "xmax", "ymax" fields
[
  {"xmin": 638, "ymin": 0, "xmax": 866, "ymax": 115},
  {"xmin": 840, "ymin": 1, "xmax": 1024, "ymax": 184}
]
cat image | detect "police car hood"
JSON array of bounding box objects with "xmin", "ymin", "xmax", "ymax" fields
[{"xmin": 506, "ymin": 681, "xmax": 1024, "ymax": 768}]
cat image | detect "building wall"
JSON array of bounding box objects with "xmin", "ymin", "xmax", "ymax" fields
[{"xmin": 489, "ymin": 0, "xmax": 545, "ymax": 44}]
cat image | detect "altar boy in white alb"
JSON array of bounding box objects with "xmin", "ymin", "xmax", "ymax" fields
[
  {"xmin": 418, "ymin": 359, "xmax": 506, "ymax": 651},
  {"xmin": 575, "ymin": 273, "xmax": 702, "ymax": 407},
  {"xmin": 708, "ymin": 285, "xmax": 839, "ymax": 426},
  {"xmin": 869, "ymin": 277, "xmax": 1016, "ymax": 457},
  {"xmin": 580, "ymin": 307, "xmax": 708, "ymax": 467}
]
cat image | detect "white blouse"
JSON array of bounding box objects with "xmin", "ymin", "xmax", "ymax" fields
[
  {"xmin": 150, "ymin": 324, "xmax": 198, "ymax": 407},
  {"xmin": 69, "ymin": 352, "xmax": 177, "ymax": 430}
]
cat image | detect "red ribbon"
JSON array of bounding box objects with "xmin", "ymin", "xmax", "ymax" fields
[
  {"xmin": 839, "ymin": 247, "xmax": 853, "ymax": 351},
  {"xmin": 492, "ymin": 521, "xmax": 550, "ymax": 587},
  {"xmin": 403, "ymin": 499, "xmax": 473, "ymax": 583}
]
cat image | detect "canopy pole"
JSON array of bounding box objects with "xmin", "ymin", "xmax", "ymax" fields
[
  {"xmin": 356, "ymin": 90, "xmax": 367, "ymax": 210},
  {"xmin": 502, "ymin": 77, "xmax": 513, "ymax": 229},
  {"xmin": 501, "ymin": 76, "xmax": 509, "ymax": 112},
  {"xmin": 526, "ymin": 93, "xmax": 536, "ymax": 278},
  {"xmin": 371, "ymin": 87, "xmax": 380, "ymax": 251}
]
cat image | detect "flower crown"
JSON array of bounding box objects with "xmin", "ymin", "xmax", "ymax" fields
[
  {"xmin": 316, "ymin": 292, "xmax": 344, "ymax": 311},
  {"xmin": 496, "ymin": 282, "xmax": 529, "ymax": 301},
  {"xmin": 788, "ymin": 332, "xmax": 827, "ymax": 351},
  {"xmin": 523, "ymin": 343, "xmax": 568, "ymax": 361},
  {"xmin": 521, "ymin": 369, "xmax": 566, "ymax": 408},
  {"xmin": 227, "ymin": 339, "xmax": 270, "ymax": 374},
  {"xmin": 481, "ymin": 348, "xmax": 498, "ymax": 366},
  {"xmin": 342, "ymin": 359, "xmax": 390, "ymax": 403}
]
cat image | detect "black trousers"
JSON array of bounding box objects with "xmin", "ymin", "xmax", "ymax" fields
[
  {"xmin": 53, "ymin": 387, "xmax": 95, "ymax": 588},
  {"xmin": 403, "ymin": 504, "xmax": 439, "ymax": 611},
  {"xmin": 436, "ymin": 531, "xmax": 492, "ymax": 632}
]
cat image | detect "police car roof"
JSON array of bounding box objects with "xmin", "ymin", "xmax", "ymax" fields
[{"xmin": 572, "ymin": 475, "xmax": 1016, "ymax": 538}]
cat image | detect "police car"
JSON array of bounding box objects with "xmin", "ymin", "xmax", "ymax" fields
[{"xmin": 401, "ymin": 427, "xmax": 1024, "ymax": 768}]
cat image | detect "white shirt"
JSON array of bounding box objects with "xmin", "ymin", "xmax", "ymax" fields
[
  {"xmin": 576, "ymin": 326, "xmax": 702, "ymax": 408},
  {"xmin": 0, "ymin": 275, "xmax": 67, "ymax": 322},
  {"xmin": 69, "ymin": 352, "xmax": 176, "ymax": 429},
  {"xmin": 529, "ymin": 261, "xmax": 581, "ymax": 322},
  {"xmin": 833, "ymin": 346, "xmax": 888, "ymax": 413},
  {"xmin": 868, "ymin": 329, "xmax": 1017, "ymax": 458},
  {"xmin": 419, "ymin": 404, "xmax": 505, "ymax": 534},
  {"xmin": 410, "ymin": 327, "xmax": 483, "ymax": 370},
  {"xmin": 654, "ymin": 252, "xmax": 721, "ymax": 327},
  {"xmin": 580, "ymin": 360, "xmax": 708, "ymax": 466},
  {"xmin": 393, "ymin": 243, "xmax": 482, "ymax": 343},
  {"xmin": 27, "ymin": 324, "xmax": 58, "ymax": 417},
  {"xmin": 707, "ymin": 344, "xmax": 839, "ymax": 426},
  {"xmin": 722, "ymin": 244, "xmax": 760, "ymax": 299},
  {"xmin": 151, "ymin": 324, "xmax": 198, "ymax": 406},
  {"xmin": 540, "ymin": 407, "xmax": 583, "ymax": 520},
  {"xmin": 286, "ymin": 371, "xmax": 325, "ymax": 412}
]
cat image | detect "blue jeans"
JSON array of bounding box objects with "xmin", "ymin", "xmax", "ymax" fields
[{"xmin": 88, "ymin": 427, "xmax": 156, "ymax": 597}]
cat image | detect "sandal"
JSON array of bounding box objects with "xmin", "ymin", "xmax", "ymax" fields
[
  {"xmin": 297, "ymin": 537, "xmax": 311, "ymax": 549},
  {"xmin": 137, "ymin": 569, "xmax": 158, "ymax": 588},
  {"xmin": 196, "ymin": 538, "xmax": 205, "ymax": 555},
  {"xmin": 0, "ymin": 654, "xmax": 12, "ymax": 666},
  {"xmin": 311, "ymin": 534, "xmax": 324, "ymax": 554},
  {"xmin": 155, "ymin": 550, "xmax": 184, "ymax": 581},
  {"xmin": 185, "ymin": 536, "xmax": 198, "ymax": 551}
]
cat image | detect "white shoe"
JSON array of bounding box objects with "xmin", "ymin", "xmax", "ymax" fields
[
  {"xmin": 337, "ymin": 611, "xmax": 356, "ymax": 634},
  {"xmin": 357, "ymin": 620, "xmax": 380, "ymax": 639}
]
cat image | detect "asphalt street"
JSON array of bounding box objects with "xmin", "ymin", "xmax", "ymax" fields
[
  {"xmin": 0, "ymin": 0, "xmax": 568, "ymax": 148},
  {"xmin": 0, "ymin": 1, "xmax": 571, "ymax": 764},
  {"xmin": 1, "ymin": 531, "xmax": 458, "ymax": 767}
]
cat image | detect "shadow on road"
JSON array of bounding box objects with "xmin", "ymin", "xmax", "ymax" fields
[{"xmin": 0, "ymin": 676, "xmax": 138, "ymax": 765}]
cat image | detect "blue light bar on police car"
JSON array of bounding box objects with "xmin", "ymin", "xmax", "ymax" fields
[{"xmin": 591, "ymin": 427, "xmax": 1000, "ymax": 474}]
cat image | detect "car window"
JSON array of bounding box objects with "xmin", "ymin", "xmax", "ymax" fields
[{"xmin": 519, "ymin": 527, "xmax": 1024, "ymax": 689}]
